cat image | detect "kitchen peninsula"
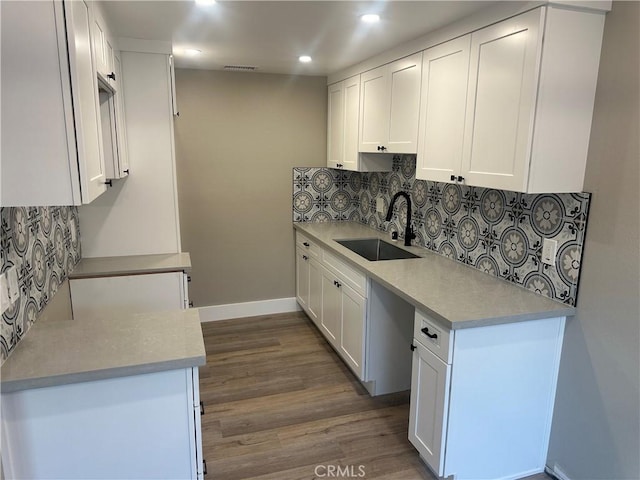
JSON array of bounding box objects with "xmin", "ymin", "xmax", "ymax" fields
[{"xmin": 1, "ymin": 308, "xmax": 206, "ymax": 479}]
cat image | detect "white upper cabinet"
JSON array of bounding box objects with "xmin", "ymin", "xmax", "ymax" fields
[
  {"xmin": 334, "ymin": 5, "xmax": 605, "ymax": 193},
  {"xmin": 1, "ymin": 0, "xmax": 107, "ymax": 206},
  {"xmin": 459, "ymin": 7, "xmax": 604, "ymax": 193},
  {"xmin": 327, "ymin": 82, "xmax": 345, "ymax": 168},
  {"xmin": 327, "ymin": 75, "xmax": 360, "ymax": 170},
  {"xmin": 359, "ymin": 52, "xmax": 422, "ymax": 154},
  {"xmin": 416, "ymin": 35, "xmax": 471, "ymax": 183},
  {"xmin": 65, "ymin": 0, "xmax": 107, "ymax": 203},
  {"xmin": 461, "ymin": 10, "xmax": 543, "ymax": 192},
  {"xmin": 91, "ymin": 8, "xmax": 116, "ymax": 85},
  {"xmin": 113, "ymin": 53, "xmax": 130, "ymax": 177}
]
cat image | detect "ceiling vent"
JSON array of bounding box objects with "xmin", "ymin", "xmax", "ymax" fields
[{"xmin": 223, "ymin": 65, "xmax": 258, "ymax": 72}]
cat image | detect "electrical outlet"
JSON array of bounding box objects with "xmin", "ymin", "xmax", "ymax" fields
[
  {"xmin": 376, "ymin": 197, "xmax": 384, "ymax": 213},
  {"xmin": 542, "ymin": 238, "xmax": 558, "ymax": 266}
]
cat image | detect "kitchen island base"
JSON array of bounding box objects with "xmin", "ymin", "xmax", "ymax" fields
[{"xmin": 1, "ymin": 367, "xmax": 204, "ymax": 479}]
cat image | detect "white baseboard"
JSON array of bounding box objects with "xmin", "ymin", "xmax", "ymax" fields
[
  {"xmin": 546, "ymin": 464, "xmax": 571, "ymax": 480},
  {"xmin": 198, "ymin": 297, "xmax": 302, "ymax": 322}
]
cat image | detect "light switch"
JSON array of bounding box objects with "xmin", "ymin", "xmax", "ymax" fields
[
  {"xmin": 542, "ymin": 238, "xmax": 558, "ymax": 266},
  {"xmin": 376, "ymin": 197, "xmax": 384, "ymax": 213}
]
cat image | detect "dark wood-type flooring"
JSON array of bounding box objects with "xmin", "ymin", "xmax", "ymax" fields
[{"xmin": 200, "ymin": 311, "xmax": 552, "ymax": 480}]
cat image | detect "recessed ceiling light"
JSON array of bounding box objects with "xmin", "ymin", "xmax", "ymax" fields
[
  {"xmin": 195, "ymin": 0, "xmax": 215, "ymax": 5},
  {"xmin": 299, "ymin": 55, "xmax": 312, "ymax": 63},
  {"xmin": 361, "ymin": 14, "xmax": 380, "ymax": 23},
  {"xmin": 184, "ymin": 49, "xmax": 202, "ymax": 56}
]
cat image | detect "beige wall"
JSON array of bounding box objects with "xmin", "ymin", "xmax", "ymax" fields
[
  {"xmin": 547, "ymin": 2, "xmax": 640, "ymax": 478},
  {"xmin": 174, "ymin": 69, "xmax": 326, "ymax": 307}
]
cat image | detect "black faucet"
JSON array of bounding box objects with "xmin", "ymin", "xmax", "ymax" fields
[{"xmin": 385, "ymin": 191, "xmax": 416, "ymax": 247}]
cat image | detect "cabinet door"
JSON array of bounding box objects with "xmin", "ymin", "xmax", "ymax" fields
[
  {"xmin": 387, "ymin": 52, "xmax": 422, "ymax": 154},
  {"xmin": 65, "ymin": 0, "xmax": 107, "ymax": 203},
  {"xmin": 320, "ymin": 268, "xmax": 341, "ymax": 347},
  {"xmin": 327, "ymin": 81, "xmax": 344, "ymax": 168},
  {"xmin": 408, "ymin": 341, "xmax": 451, "ymax": 476},
  {"xmin": 308, "ymin": 258, "xmax": 322, "ymax": 325},
  {"xmin": 113, "ymin": 53, "xmax": 130, "ymax": 177},
  {"xmin": 188, "ymin": 367, "xmax": 205, "ymax": 480},
  {"xmin": 0, "ymin": 1, "xmax": 82, "ymax": 206},
  {"xmin": 296, "ymin": 248, "xmax": 310, "ymax": 311},
  {"xmin": 91, "ymin": 12, "xmax": 112, "ymax": 80},
  {"xmin": 342, "ymin": 75, "xmax": 361, "ymax": 171},
  {"xmin": 359, "ymin": 65, "xmax": 389, "ymax": 153},
  {"xmin": 99, "ymin": 83, "xmax": 120, "ymax": 180},
  {"xmin": 461, "ymin": 10, "xmax": 542, "ymax": 192},
  {"xmin": 417, "ymin": 36, "xmax": 470, "ymax": 182},
  {"xmin": 339, "ymin": 283, "xmax": 366, "ymax": 379},
  {"xmin": 70, "ymin": 272, "xmax": 186, "ymax": 319}
]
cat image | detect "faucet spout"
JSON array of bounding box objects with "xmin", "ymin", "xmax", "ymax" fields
[{"xmin": 385, "ymin": 191, "xmax": 416, "ymax": 247}]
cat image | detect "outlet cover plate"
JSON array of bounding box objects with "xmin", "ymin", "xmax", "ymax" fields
[
  {"xmin": 376, "ymin": 197, "xmax": 384, "ymax": 213},
  {"xmin": 70, "ymin": 217, "xmax": 77, "ymax": 244},
  {"xmin": 0, "ymin": 273, "xmax": 9, "ymax": 315},
  {"xmin": 7, "ymin": 266, "xmax": 19, "ymax": 303},
  {"xmin": 542, "ymin": 238, "xmax": 558, "ymax": 266}
]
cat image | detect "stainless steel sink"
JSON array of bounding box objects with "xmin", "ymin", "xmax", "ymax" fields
[{"xmin": 335, "ymin": 238, "xmax": 421, "ymax": 261}]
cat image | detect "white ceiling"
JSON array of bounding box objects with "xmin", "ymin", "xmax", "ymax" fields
[{"xmin": 99, "ymin": 1, "xmax": 500, "ymax": 76}]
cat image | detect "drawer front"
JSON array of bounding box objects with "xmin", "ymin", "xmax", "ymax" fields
[
  {"xmin": 323, "ymin": 251, "xmax": 367, "ymax": 298},
  {"xmin": 414, "ymin": 310, "xmax": 452, "ymax": 364},
  {"xmin": 296, "ymin": 232, "xmax": 321, "ymax": 260}
]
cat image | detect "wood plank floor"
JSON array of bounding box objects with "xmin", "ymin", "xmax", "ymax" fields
[{"xmin": 200, "ymin": 311, "xmax": 552, "ymax": 480}]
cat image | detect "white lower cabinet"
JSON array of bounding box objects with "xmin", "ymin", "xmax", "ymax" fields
[
  {"xmin": 296, "ymin": 247, "xmax": 311, "ymax": 312},
  {"xmin": 296, "ymin": 240, "xmax": 321, "ymax": 325},
  {"xmin": 339, "ymin": 283, "xmax": 366, "ymax": 378},
  {"xmin": 320, "ymin": 266, "xmax": 366, "ymax": 379},
  {"xmin": 70, "ymin": 271, "xmax": 189, "ymax": 319},
  {"xmin": 1, "ymin": 367, "xmax": 204, "ymax": 479},
  {"xmin": 409, "ymin": 310, "xmax": 566, "ymax": 480},
  {"xmin": 296, "ymin": 232, "xmax": 412, "ymax": 391},
  {"xmin": 320, "ymin": 266, "xmax": 342, "ymax": 346},
  {"xmin": 408, "ymin": 341, "xmax": 451, "ymax": 475}
]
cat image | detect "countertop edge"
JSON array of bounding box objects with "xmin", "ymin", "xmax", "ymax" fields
[
  {"xmin": 69, "ymin": 253, "xmax": 192, "ymax": 279},
  {"xmin": 69, "ymin": 266, "xmax": 191, "ymax": 280},
  {"xmin": 293, "ymin": 222, "xmax": 575, "ymax": 329},
  {"xmin": 1, "ymin": 354, "xmax": 207, "ymax": 394},
  {"xmin": 362, "ymin": 269, "xmax": 574, "ymax": 330}
]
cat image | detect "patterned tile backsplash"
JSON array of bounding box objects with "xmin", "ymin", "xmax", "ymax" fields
[
  {"xmin": 293, "ymin": 156, "xmax": 591, "ymax": 306},
  {"xmin": 1, "ymin": 207, "xmax": 81, "ymax": 362}
]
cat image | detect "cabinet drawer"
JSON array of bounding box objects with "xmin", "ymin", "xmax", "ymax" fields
[
  {"xmin": 296, "ymin": 232, "xmax": 321, "ymax": 260},
  {"xmin": 414, "ymin": 310, "xmax": 452, "ymax": 364},
  {"xmin": 323, "ymin": 251, "xmax": 367, "ymax": 298}
]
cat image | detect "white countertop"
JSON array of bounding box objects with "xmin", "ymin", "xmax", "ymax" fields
[
  {"xmin": 1, "ymin": 309, "xmax": 205, "ymax": 393},
  {"xmin": 69, "ymin": 253, "xmax": 192, "ymax": 279},
  {"xmin": 294, "ymin": 222, "xmax": 574, "ymax": 329}
]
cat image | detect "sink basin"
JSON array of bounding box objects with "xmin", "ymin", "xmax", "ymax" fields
[{"xmin": 335, "ymin": 238, "xmax": 421, "ymax": 261}]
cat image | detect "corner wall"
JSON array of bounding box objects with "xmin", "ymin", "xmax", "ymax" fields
[
  {"xmin": 174, "ymin": 69, "xmax": 327, "ymax": 307},
  {"xmin": 546, "ymin": 2, "xmax": 640, "ymax": 478}
]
